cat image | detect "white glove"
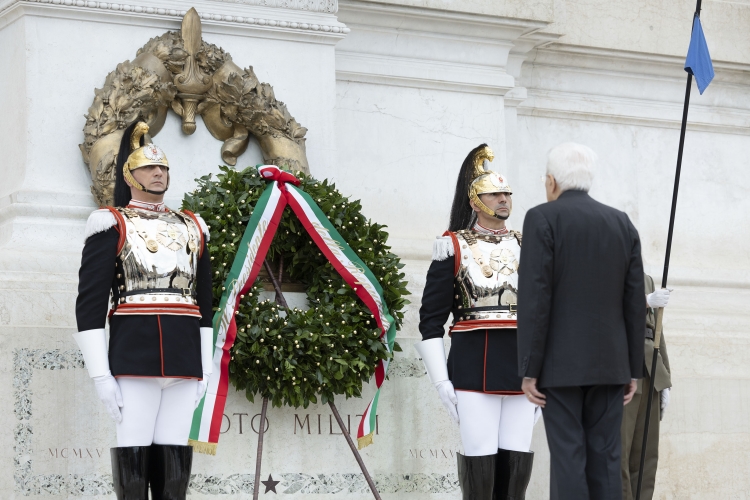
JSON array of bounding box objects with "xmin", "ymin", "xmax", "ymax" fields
[
  {"xmin": 73, "ymin": 328, "xmax": 111, "ymax": 378},
  {"xmin": 93, "ymin": 372, "xmax": 123, "ymax": 423},
  {"xmin": 435, "ymin": 380, "xmax": 459, "ymax": 424},
  {"xmin": 647, "ymin": 288, "xmax": 672, "ymax": 308},
  {"xmin": 195, "ymin": 372, "xmax": 211, "ymax": 409},
  {"xmin": 414, "ymin": 339, "xmax": 459, "ymax": 423},
  {"xmin": 660, "ymin": 388, "xmax": 670, "ymax": 420}
]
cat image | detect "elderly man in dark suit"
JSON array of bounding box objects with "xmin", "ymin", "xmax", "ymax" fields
[{"xmin": 516, "ymin": 142, "xmax": 645, "ymax": 500}]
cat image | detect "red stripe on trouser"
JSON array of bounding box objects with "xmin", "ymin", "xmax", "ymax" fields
[{"xmin": 157, "ymin": 315, "xmax": 165, "ymax": 376}]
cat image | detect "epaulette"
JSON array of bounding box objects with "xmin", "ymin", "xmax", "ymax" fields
[
  {"xmin": 84, "ymin": 208, "xmax": 118, "ymax": 240},
  {"xmin": 432, "ymin": 231, "xmax": 462, "ymax": 276},
  {"xmin": 432, "ymin": 234, "xmax": 455, "ymax": 261},
  {"xmin": 84, "ymin": 207, "xmax": 127, "ymax": 254}
]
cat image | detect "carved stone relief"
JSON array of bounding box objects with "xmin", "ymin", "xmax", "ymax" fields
[{"xmin": 80, "ymin": 7, "xmax": 309, "ymax": 206}]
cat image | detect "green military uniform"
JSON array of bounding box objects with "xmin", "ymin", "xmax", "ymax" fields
[{"xmin": 621, "ymin": 274, "xmax": 672, "ymax": 500}]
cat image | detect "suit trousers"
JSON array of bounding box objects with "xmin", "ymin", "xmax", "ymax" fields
[
  {"xmin": 621, "ymin": 373, "xmax": 660, "ymax": 500},
  {"xmin": 541, "ymin": 385, "xmax": 624, "ymax": 500}
]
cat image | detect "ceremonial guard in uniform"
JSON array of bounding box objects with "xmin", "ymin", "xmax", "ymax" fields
[
  {"xmin": 417, "ymin": 144, "xmax": 536, "ymax": 500},
  {"xmin": 74, "ymin": 121, "xmax": 213, "ymax": 499},
  {"xmin": 621, "ymin": 275, "xmax": 672, "ymax": 500}
]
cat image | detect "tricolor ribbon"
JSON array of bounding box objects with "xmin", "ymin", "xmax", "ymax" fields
[{"xmin": 189, "ymin": 166, "xmax": 396, "ymax": 454}]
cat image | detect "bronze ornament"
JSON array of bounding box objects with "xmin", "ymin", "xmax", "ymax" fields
[{"xmin": 80, "ymin": 7, "xmax": 310, "ymax": 206}]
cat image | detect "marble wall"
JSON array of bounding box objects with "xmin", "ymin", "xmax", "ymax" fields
[{"xmin": 1, "ymin": 0, "xmax": 749, "ymax": 498}]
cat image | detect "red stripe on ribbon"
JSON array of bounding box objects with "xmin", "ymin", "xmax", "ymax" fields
[
  {"xmin": 357, "ymin": 399, "xmax": 373, "ymax": 436},
  {"xmin": 375, "ymin": 362, "xmax": 385, "ymax": 386},
  {"xmin": 285, "ymin": 188, "xmax": 391, "ymax": 439},
  {"xmin": 207, "ymin": 189, "xmax": 288, "ymax": 443}
]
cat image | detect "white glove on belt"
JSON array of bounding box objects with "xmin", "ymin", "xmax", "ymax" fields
[
  {"xmin": 660, "ymin": 387, "xmax": 670, "ymax": 420},
  {"xmin": 93, "ymin": 372, "xmax": 123, "ymax": 423},
  {"xmin": 647, "ymin": 288, "xmax": 672, "ymax": 308}
]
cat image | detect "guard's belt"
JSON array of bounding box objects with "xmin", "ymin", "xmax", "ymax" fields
[
  {"xmin": 450, "ymin": 305, "xmax": 517, "ymax": 334},
  {"xmin": 120, "ymin": 288, "xmax": 196, "ymax": 298},
  {"xmin": 453, "ymin": 305, "xmax": 512, "ymax": 319}
]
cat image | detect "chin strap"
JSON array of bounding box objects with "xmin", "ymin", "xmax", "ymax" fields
[
  {"xmin": 136, "ymin": 175, "xmax": 169, "ymax": 195},
  {"xmin": 141, "ymin": 187, "xmax": 168, "ymax": 195},
  {"xmin": 471, "ymin": 197, "xmax": 511, "ymax": 221}
]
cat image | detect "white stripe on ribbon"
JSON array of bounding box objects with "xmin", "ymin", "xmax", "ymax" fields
[
  {"xmin": 286, "ymin": 187, "xmax": 392, "ymax": 334},
  {"xmin": 195, "ymin": 183, "xmax": 285, "ymax": 442}
]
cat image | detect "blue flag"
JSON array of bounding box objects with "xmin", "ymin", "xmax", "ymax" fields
[{"xmin": 684, "ymin": 15, "xmax": 714, "ymax": 94}]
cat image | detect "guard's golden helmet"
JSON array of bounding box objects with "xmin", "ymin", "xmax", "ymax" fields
[
  {"xmin": 468, "ymin": 146, "xmax": 512, "ymax": 217},
  {"xmin": 123, "ymin": 122, "xmax": 170, "ymax": 193}
]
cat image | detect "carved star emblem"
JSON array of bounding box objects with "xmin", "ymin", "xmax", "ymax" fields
[{"xmin": 261, "ymin": 474, "xmax": 280, "ymax": 494}]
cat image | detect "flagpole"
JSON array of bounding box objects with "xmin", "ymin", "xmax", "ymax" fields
[{"xmin": 634, "ymin": 1, "xmax": 701, "ymax": 498}]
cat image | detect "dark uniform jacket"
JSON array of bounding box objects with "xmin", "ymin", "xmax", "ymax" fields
[
  {"xmin": 517, "ymin": 190, "xmax": 646, "ymax": 388},
  {"xmin": 76, "ymin": 208, "xmax": 212, "ymax": 378},
  {"xmin": 420, "ymin": 230, "xmax": 523, "ymax": 394}
]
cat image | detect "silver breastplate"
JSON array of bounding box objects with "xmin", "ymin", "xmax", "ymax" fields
[
  {"xmin": 454, "ymin": 230, "xmax": 521, "ymax": 310},
  {"xmin": 116, "ymin": 208, "xmax": 201, "ymax": 304}
]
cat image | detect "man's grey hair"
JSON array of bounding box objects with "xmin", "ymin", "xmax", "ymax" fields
[{"xmin": 546, "ymin": 142, "xmax": 598, "ymax": 193}]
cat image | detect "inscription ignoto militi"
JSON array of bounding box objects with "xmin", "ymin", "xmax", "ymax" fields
[{"xmin": 15, "ymin": 349, "xmax": 458, "ymax": 496}]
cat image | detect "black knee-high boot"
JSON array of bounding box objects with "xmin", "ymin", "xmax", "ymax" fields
[
  {"xmin": 149, "ymin": 444, "xmax": 193, "ymax": 500},
  {"xmin": 110, "ymin": 446, "xmax": 150, "ymax": 500},
  {"xmin": 494, "ymin": 449, "xmax": 534, "ymax": 500},
  {"xmin": 457, "ymin": 453, "xmax": 496, "ymax": 500}
]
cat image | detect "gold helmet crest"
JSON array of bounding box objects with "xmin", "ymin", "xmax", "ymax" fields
[
  {"xmin": 123, "ymin": 122, "xmax": 170, "ymax": 193},
  {"xmin": 468, "ymin": 146, "xmax": 512, "ymax": 217}
]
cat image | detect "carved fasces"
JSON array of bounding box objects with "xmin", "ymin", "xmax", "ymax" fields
[{"xmin": 80, "ymin": 7, "xmax": 309, "ymax": 206}]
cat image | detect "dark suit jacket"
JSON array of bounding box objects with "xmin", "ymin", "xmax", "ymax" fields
[{"xmin": 517, "ymin": 190, "xmax": 645, "ymax": 388}]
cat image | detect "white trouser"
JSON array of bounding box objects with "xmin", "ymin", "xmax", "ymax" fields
[
  {"xmin": 115, "ymin": 378, "xmax": 198, "ymax": 447},
  {"xmin": 456, "ymin": 391, "xmax": 536, "ymax": 456}
]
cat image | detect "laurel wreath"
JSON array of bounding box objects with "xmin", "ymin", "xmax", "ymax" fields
[{"xmin": 182, "ymin": 166, "xmax": 407, "ymax": 408}]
